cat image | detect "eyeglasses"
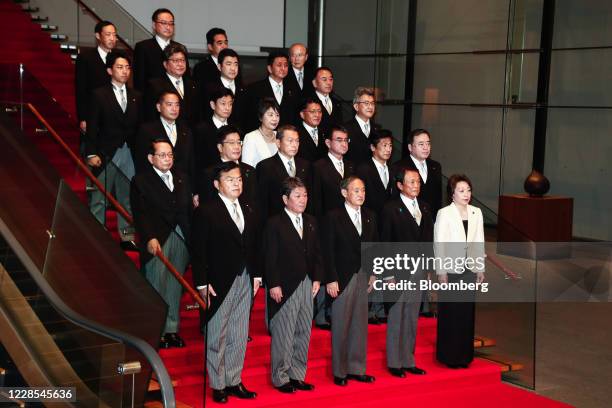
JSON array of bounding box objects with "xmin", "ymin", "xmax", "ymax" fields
[
  {"xmin": 332, "ymin": 138, "xmax": 350, "ymax": 143},
  {"xmin": 156, "ymin": 20, "xmax": 175, "ymax": 26},
  {"xmin": 154, "ymin": 152, "xmax": 174, "ymax": 159},
  {"xmin": 222, "ymin": 141, "xmax": 243, "ymax": 146},
  {"xmin": 357, "ymin": 101, "xmax": 376, "ymax": 107},
  {"xmin": 168, "ymin": 58, "xmax": 186, "ymax": 64}
]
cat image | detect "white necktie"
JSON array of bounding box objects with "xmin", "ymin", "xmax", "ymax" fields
[
  {"xmin": 118, "ymin": 88, "xmax": 127, "ymax": 112},
  {"xmin": 287, "ymin": 159, "xmax": 296, "ymax": 177},
  {"xmin": 311, "ymin": 128, "xmax": 318, "ymax": 146},
  {"xmin": 229, "ymin": 81, "xmax": 236, "ymax": 94},
  {"xmin": 420, "ymin": 161, "xmax": 428, "ymax": 183},
  {"xmin": 412, "ymin": 200, "xmax": 422, "ymax": 226},
  {"xmin": 297, "ymin": 71, "xmax": 303, "ymax": 89},
  {"xmin": 275, "ymin": 83, "xmax": 283, "ymax": 103},
  {"xmin": 382, "ymin": 164, "xmax": 389, "ymax": 188},
  {"xmin": 175, "ymin": 79, "xmax": 184, "ymax": 98},
  {"xmin": 232, "ymin": 202, "xmax": 244, "ymax": 233},
  {"xmin": 161, "ymin": 172, "xmax": 172, "ymax": 191},
  {"xmin": 354, "ymin": 211, "xmax": 362, "ymax": 236},
  {"xmin": 324, "ymin": 96, "xmax": 332, "ymax": 114},
  {"xmin": 295, "ymin": 216, "xmax": 303, "ymax": 238},
  {"xmin": 364, "ymin": 122, "xmax": 370, "ymax": 136}
]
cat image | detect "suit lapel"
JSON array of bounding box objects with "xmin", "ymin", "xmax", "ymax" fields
[
  {"xmin": 273, "ymin": 154, "xmax": 290, "ymax": 178},
  {"xmin": 281, "ymin": 210, "xmax": 304, "ymax": 244},
  {"xmin": 215, "ymin": 195, "xmax": 243, "ymax": 243},
  {"xmin": 398, "ymin": 199, "xmax": 420, "ymax": 236},
  {"xmin": 340, "ymin": 207, "xmax": 361, "ymax": 243}
]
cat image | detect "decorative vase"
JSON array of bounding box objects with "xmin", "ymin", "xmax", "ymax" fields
[{"xmin": 524, "ymin": 169, "xmax": 550, "ymax": 197}]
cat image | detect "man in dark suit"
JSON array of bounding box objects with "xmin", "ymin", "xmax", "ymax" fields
[
  {"xmin": 194, "ymin": 87, "xmax": 235, "ymax": 171},
  {"xmin": 144, "ymin": 43, "xmax": 200, "ymax": 127},
  {"xmin": 202, "ymin": 48, "xmax": 246, "ymax": 127},
  {"xmin": 381, "ymin": 167, "xmax": 432, "ymax": 378},
  {"xmin": 286, "ymin": 43, "xmax": 314, "ymax": 97},
  {"xmin": 192, "ymin": 161, "xmax": 259, "ymax": 403},
  {"xmin": 192, "ymin": 27, "xmax": 228, "ymax": 88},
  {"xmin": 133, "ymin": 8, "xmax": 190, "ymax": 92},
  {"xmin": 134, "ymin": 91, "xmax": 194, "ymax": 183},
  {"xmin": 244, "ymin": 51, "xmax": 299, "ymax": 132},
  {"xmin": 196, "ymin": 125, "xmax": 257, "ymax": 206},
  {"xmin": 263, "ymin": 177, "xmax": 324, "ymax": 393},
  {"xmin": 295, "ymin": 98, "xmax": 326, "ymax": 163},
  {"xmin": 307, "ymin": 67, "xmax": 343, "ymax": 135},
  {"xmin": 130, "ymin": 139, "xmax": 192, "ymax": 349},
  {"xmin": 256, "ymin": 125, "xmax": 311, "ymax": 225},
  {"xmin": 323, "ymin": 176, "xmax": 377, "ymax": 386},
  {"xmin": 356, "ymin": 129, "xmax": 393, "ymax": 324},
  {"xmin": 344, "ymin": 87, "xmax": 378, "ymax": 166},
  {"xmin": 75, "ymin": 20, "xmax": 117, "ymax": 134},
  {"xmin": 85, "ymin": 50, "xmax": 141, "ymax": 251}
]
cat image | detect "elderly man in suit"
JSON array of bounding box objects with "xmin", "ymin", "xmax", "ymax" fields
[
  {"xmin": 286, "ymin": 43, "xmax": 314, "ymax": 97},
  {"xmin": 324, "ymin": 176, "xmax": 377, "ymax": 386},
  {"xmin": 381, "ymin": 167, "xmax": 432, "ymax": 378},
  {"xmin": 295, "ymin": 98, "xmax": 327, "ymax": 163},
  {"xmin": 85, "ymin": 50, "xmax": 141, "ymax": 251},
  {"xmin": 75, "ymin": 20, "xmax": 117, "ymax": 134},
  {"xmin": 130, "ymin": 139, "xmax": 192, "ymax": 349},
  {"xmin": 264, "ymin": 177, "xmax": 324, "ymax": 393},
  {"xmin": 192, "ymin": 161, "xmax": 260, "ymax": 403},
  {"xmin": 133, "ymin": 8, "xmax": 190, "ymax": 92},
  {"xmin": 307, "ymin": 67, "xmax": 343, "ymax": 135},
  {"xmin": 344, "ymin": 87, "xmax": 378, "ymax": 166}
]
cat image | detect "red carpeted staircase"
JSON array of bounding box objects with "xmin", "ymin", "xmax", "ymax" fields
[{"xmin": 2, "ymin": 1, "xmax": 573, "ymax": 407}]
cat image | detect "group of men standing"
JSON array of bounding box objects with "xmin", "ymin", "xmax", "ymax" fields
[{"xmin": 74, "ymin": 7, "xmax": 445, "ymax": 404}]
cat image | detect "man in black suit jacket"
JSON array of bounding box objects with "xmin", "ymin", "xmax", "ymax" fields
[
  {"xmin": 356, "ymin": 129, "xmax": 393, "ymax": 323},
  {"xmin": 286, "ymin": 43, "xmax": 314, "ymax": 97},
  {"xmin": 196, "ymin": 125, "xmax": 257, "ymax": 206},
  {"xmin": 85, "ymin": 51, "xmax": 141, "ymax": 248},
  {"xmin": 323, "ymin": 176, "xmax": 377, "ymax": 386},
  {"xmin": 256, "ymin": 125, "xmax": 311, "ymax": 225},
  {"xmin": 381, "ymin": 167, "xmax": 432, "ymax": 378},
  {"xmin": 192, "ymin": 161, "xmax": 259, "ymax": 403},
  {"xmin": 130, "ymin": 139, "xmax": 192, "ymax": 349},
  {"xmin": 295, "ymin": 98, "xmax": 327, "ymax": 163},
  {"xmin": 134, "ymin": 91, "xmax": 194, "ymax": 184},
  {"xmin": 244, "ymin": 51, "xmax": 299, "ymax": 132},
  {"xmin": 263, "ymin": 177, "xmax": 323, "ymax": 393},
  {"xmin": 192, "ymin": 27, "xmax": 228, "ymax": 88},
  {"xmin": 391, "ymin": 128, "xmax": 443, "ymax": 219},
  {"xmin": 202, "ymin": 48, "xmax": 246, "ymax": 128},
  {"xmin": 144, "ymin": 43, "xmax": 200, "ymax": 127},
  {"xmin": 307, "ymin": 67, "xmax": 343, "ymax": 135},
  {"xmin": 194, "ymin": 87, "xmax": 235, "ymax": 171},
  {"xmin": 344, "ymin": 86, "xmax": 379, "ymax": 166},
  {"xmin": 75, "ymin": 20, "xmax": 117, "ymax": 133},
  {"xmin": 133, "ymin": 8, "xmax": 190, "ymax": 92}
]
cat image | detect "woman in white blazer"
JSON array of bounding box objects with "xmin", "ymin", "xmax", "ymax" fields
[
  {"xmin": 434, "ymin": 174, "xmax": 485, "ymax": 368},
  {"xmin": 242, "ymin": 98, "xmax": 280, "ymax": 168}
]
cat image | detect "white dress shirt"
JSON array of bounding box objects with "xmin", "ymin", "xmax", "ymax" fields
[
  {"xmin": 285, "ymin": 208, "xmax": 304, "ymax": 237},
  {"xmin": 278, "ymin": 152, "xmax": 296, "ymax": 176},
  {"xmin": 167, "ymin": 73, "xmax": 184, "ymax": 97},
  {"xmin": 268, "ymin": 76, "xmax": 283, "ymax": 104},
  {"xmin": 212, "ymin": 115, "xmax": 228, "ymax": 129},
  {"xmin": 372, "ymin": 157, "xmax": 389, "ymax": 188},
  {"xmin": 344, "ymin": 202, "xmax": 362, "ymax": 235},
  {"xmin": 400, "ymin": 194, "xmax": 421, "ymax": 224},
  {"xmin": 317, "ymin": 91, "xmax": 332, "ymax": 114},
  {"xmin": 293, "ymin": 67, "xmax": 304, "ymax": 89},
  {"xmin": 410, "ymin": 155, "xmax": 428, "ymax": 183},
  {"xmin": 328, "ymin": 152, "xmax": 345, "ymax": 177},
  {"xmin": 155, "ymin": 35, "xmax": 170, "ymax": 50},
  {"xmin": 303, "ymin": 122, "xmax": 319, "ymax": 146},
  {"xmin": 153, "ymin": 167, "xmax": 174, "ymax": 191},
  {"xmin": 160, "ymin": 117, "xmax": 177, "ymax": 146},
  {"xmin": 220, "ymin": 76, "xmax": 236, "ymax": 94},
  {"xmin": 355, "ymin": 115, "xmax": 371, "ymax": 138},
  {"xmin": 97, "ymin": 46, "xmax": 109, "ymax": 63},
  {"xmin": 111, "ymin": 82, "xmax": 127, "ymax": 111}
]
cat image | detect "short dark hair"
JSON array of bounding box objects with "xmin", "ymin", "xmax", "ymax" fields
[
  {"xmin": 276, "ymin": 124, "xmax": 298, "ymax": 140},
  {"xmin": 299, "ymin": 97, "xmax": 322, "ymax": 112},
  {"xmin": 257, "ymin": 97, "xmax": 280, "ymax": 121},
  {"xmin": 340, "ymin": 175, "xmax": 363, "ymax": 191},
  {"xmin": 213, "ymin": 160, "xmax": 241, "ymax": 182},
  {"xmin": 209, "ymin": 86, "xmax": 234, "ymax": 103},
  {"xmin": 218, "ymin": 48, "xmax": 239, "ymax": 65},
  {"xmin": 157, "ymin": 90, "xmax": 181, "ymax": 104},
  {"xmin": 407, "ymin": 128, "xmax": 431, "ymax": 145},
  {"xmin": 394, "ymin": 166, "xmax": 420, "ymax": 185},
  {"xmin": 447, "ymin": 174, "xmax": 473, "ymax": 202},
  {"xmin": 152, "ymin": 8, "xmax": 174, "ymax": 21},
  {"xmin": 148, "ymin": 138, "xmax": 173, "ymax": 155},
  {"xmin": 105, "ymin": 50, "xmax": 130, "ymax": 69},
  {"xmin": 217, "ymin": 125, "xmax": 241, "ymax": 145},
  {"xmin": 281, "ymin": 177, "xmax": 306, "ymax": 197},
  {"xmin": 94, "ymin": 20, "xmax": 115, "ymax": 34},
  {"xmin": 314, "ymin": 66, "xmax": 333, "ymax": 78},
  {"xmin": 163, "ymin": 43, "xmax": 187, "ymax": 61},
  {"xmin": 370, "ymin": 128, "xmax": 393, "ymax": 147},
  {"xmin": 267, "ymin": 50, "xmax": 289, "ymax": 66},
  {"xmin": 206, "ymin": 27, "xmax": 227, "ymax": 45},
  {"xmin": 325, "ymin": 125, "xmax": 349, "ymax": 140}
]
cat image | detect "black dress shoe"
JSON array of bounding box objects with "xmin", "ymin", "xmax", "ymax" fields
[
  {"xmin": 315, "ymin": 323, "xmax": 331, "ymax": 330},
  {"xmin": 403, "ymin": 366, "xmax": 427, "ymax": 375},
  {"xmin": 247, "ymin": 336, "xmax": 253, "ymax": 342},
  {"xmin": 420, "ymin": 311, "xmax": 435, "ymax": 318},
  {"xmin": 347, "ymin": 374, "xmax": 375, "ymax": 383},
  {"xmin": 333, "ymin": 376, "xmax": 347, "ymax": 386},
  {"xmin": 388, "ymin": 367, "xmax": 406, "ymax": 378},
  {"xmin": 158, "ymin": 336, "xmax": 170, "ymax": 349},
  {"xmin": 167, "ymin": 333, "xmax": 185, "ymax": 348},
  {"xmin": 120, "ymin": 240, "xmax": 138, "ymax": 252},
  {"xmin": 275, "ymin": 382, "xmax": 296, "ymax": 393},
  {"xmin": 212, "ymin": 389, "xmax": 228, "ymax": 403},
  {"xmin": 378, "ymin": 316, "xmax": 387, "ymax": 324},
  {"xmin": 368, "ymin": 316, "xmax": 380, "ymax": 325},
  {"xmin": 225, "ymin": 383, "xmax": 256, "ymax": 399},
  {"xmin": 290, "ymin": 379, "xmax": 314, "ymax": 391}
]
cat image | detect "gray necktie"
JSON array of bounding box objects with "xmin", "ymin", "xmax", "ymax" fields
[
  {"xmin": 161, "ymin": 172, "xmax": 172, "ymax": 191},
  {"xmin": 119, "ymin": 88, "xmax": 127, "ymax": 112},
  {"xmin": 295, "ymin": 216, "xmax": 303, "ymax": 238},
  {"xmin": 275, "ymin": 83, "xmax": 282, "ymax": 102},
  {"xmin": 412, "ymin": 200, "xmax": 422, "ymax": 226},
  {"xmin": 420, "ymin": 161, "xmax": 428, "ymax": 182},
  {"xmin": 311, "ymin": 128, "xmax": 318, "ymax": 146},
  {"xmin": 364, "ymin": 122, "xmax": 370, "ymax": 136},
  {"xmin": 337, "ymin": 160, "xmax": 344, "ymax": 177},
  {"xmin": 354, "ymin": 211, "xmax": 362, "ymax": 236},
  {"xmin": 232, "ymin": 202, "xmax": 244, "ymax": 233},
  {"xmin": 175, "ymin": 79, "xmax": 184, "ymax": 98},
  {"xmin": 166, "ymin": 123, "xmax": 177, "ymax": 146},
  {"xmin": 324, "ymin": 96, "xmax": 332, "ymax": 114},
  {"xmin": 287, "ymin": 159, "xmax": 296, "ymax": 177},
  {"xmin": 382, "ymin": 164, "xmax": 389, "ymax": 188},
  {"xmin": 297, "ymin": 71, "xmax": 303, "ymax": 89}
]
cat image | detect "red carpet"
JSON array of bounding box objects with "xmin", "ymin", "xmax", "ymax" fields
[{"xmin": 3, "ymin": 2, "xmax": 572, "ymax": 407}]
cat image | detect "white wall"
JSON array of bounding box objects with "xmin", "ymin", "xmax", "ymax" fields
[{"xmin": 116, "ymin": 0, "xmax": 285, "ymax": 53}]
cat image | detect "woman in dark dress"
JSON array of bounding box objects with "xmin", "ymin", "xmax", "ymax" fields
[{"xmin": 433, "ymin": 174, "xmax": 485, "ymax": 368}]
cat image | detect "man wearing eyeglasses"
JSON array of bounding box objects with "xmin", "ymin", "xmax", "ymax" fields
[
  {"xmin": 296, "ymin": 98, "xmax": 327, "ymax": 163},
  {"xmin": 345, "ymin": 87, "xmax": 379, "ymax": 166},
  {"xmin": 133, "ymin": 8, "xmax": 190, "ymax": 92},
  {"xmin": 130, "ymin": 139, "xmax": 192, "ymax": 349},
  {"xmin": 144, "ymin": 43, "xmax": 200, "ymax": 128}
]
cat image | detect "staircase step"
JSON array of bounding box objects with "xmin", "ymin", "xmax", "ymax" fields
[
  {"xmin": 30, "ymin": 16, "xmax": 48, "ymax": 23},
  {"xmin": 50, "ymin": 33, "xmax": 68, "ymax": 41},
  {"xmin": 60, "ymin": 44, "xmax": 78, "ymax": 52},
  {"xmin": 40, "ymin": 24, "xmax": 58, "ymax": 31},
  {"xmin": 21, "ymin": 6, "xmax": 39, "ymax": 12}
]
